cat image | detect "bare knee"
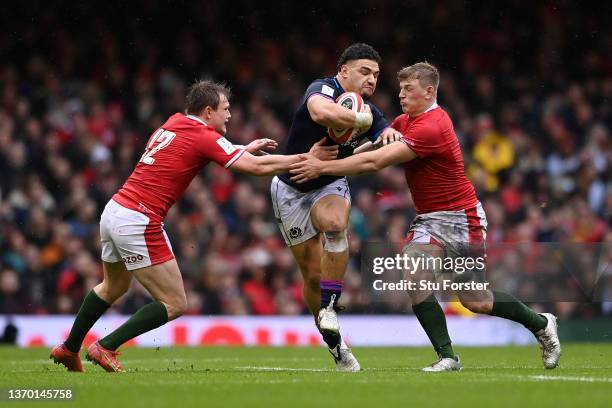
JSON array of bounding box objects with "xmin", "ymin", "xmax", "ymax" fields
[
  {"xmin": 163, "ymin": 295, "xmax": 188, "ymax": 321},
  {"xmin": 458, "ymin": 290, "xmax": 493, "ymax": 314},
  {"xmin": 95, "ymin": 280, "xmax": 130, "ymax": 304},
  {"xmin": 320, "ymin": 218, "xmax": 348, "ymax": 233},
  {"xmin": 460, "ymin": 300, "xmax": 492, "ymax": 314}
]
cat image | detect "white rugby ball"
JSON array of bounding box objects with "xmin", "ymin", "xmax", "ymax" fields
[{"xmin": 328, "ymin": 92, "xmax": 365, "ymax": 144}]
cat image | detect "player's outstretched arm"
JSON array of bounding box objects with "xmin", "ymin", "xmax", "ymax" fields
[
  {"xmin": 289, "ymin": 142, "xmax": 417, "ymax": 183},
  {"xmin": 353, "ymin": 127, "xmax": 403, "ymax": 154},
  {"xmin": 228, "ymin": 136, "xmax": 339, "ymax": 177},
  {"xmin": 229, "ymin": 151, "xmax": 301, "ymax": 176},
  {"xmin": 307, "ymin": 95, "xmax": 372, "ymax": 130}
]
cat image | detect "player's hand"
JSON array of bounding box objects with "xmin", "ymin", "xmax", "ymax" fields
[
  {"xmin": 309, "ymin": 137, "xmax": 338, "ymax": 161},
  {"xmin": 373, "ymin": 127, "xmax": 402, "ymax": 147},
  {"xmin": 245, "ymin": 138, "xmax": 278, "ymax": 155},
  {"xmin": 357, "ymin": 104, "xmax": 373, "ymax": 133},
  {"xmin": 289, "ymin": 154, "xmax": 324, "ymax": 183}
]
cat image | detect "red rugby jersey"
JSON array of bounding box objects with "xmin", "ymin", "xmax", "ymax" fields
[
  {"xmin": 113, "ymin": 113, "xmax": 244, "ymax": 221},
  {"xmin": 391, "ymin": 104, "xmax": 478, "ymax": 214}
]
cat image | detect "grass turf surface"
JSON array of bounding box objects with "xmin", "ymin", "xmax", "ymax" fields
[{"xmin": 0, "ymin": 344, "xmax": 610, "ymax": 407}]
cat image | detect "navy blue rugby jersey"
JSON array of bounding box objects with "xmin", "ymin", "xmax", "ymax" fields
[{"xmin": 277, "ymin": 77, "xmax": 388, "ymax": 192}]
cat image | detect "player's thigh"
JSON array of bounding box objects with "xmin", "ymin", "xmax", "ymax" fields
[
  {"xmin": 270, "ymin": 176, "xmax": 319, "ymax": 247},
  {"xmin": 290, "ymin": 235, "xmax": 322, "ymax": 283},
  {"xmin": 131, "ymin": 258, "xmax": 186, "ymax": 307},
  {"xmin": 402, "ymin": 238, "xmax": 444, "ymax": 305},
  {"xmin": 311, "ymin": 194, "xmax": 350, "ymax": 232},
  {"xmin": 100, "ymin": 201, "xmax": 124, "ymax": 265}
]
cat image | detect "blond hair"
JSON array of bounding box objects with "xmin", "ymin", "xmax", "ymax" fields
[{"xmin": 397, "ymin": 62, "xmax": 439, "ymax": 91}]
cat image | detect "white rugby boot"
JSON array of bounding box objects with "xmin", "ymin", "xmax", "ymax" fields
[
  {"xmin": 318, "ymin": 294, "xmax": 340, "ymax": 334},
  {"xmin": 535, "ymin": 313, "xmax": 561, "ymax": 369},
  {"xmin": 422, "ymin": 355, "xmax": 463, "ymax": 372},
  {"xmin": 329, "ymin": 338, "xmax": 361, "ymax": 372}
]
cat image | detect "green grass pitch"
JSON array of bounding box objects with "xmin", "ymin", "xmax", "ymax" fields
[{"xmin": 1, "ymin": 344, "xmax": 610, "ymax": 407}]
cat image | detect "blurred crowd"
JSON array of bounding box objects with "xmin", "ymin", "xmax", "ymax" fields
[{"xmin": 1, "ymin": 1, "xmax": 610, "ymax": 318}]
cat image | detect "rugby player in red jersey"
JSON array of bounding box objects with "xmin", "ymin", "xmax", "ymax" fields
[
  {"xmin": 290, "ymin": 62, "xmax": 561, "ymax": 371},
  {"xmin": 50, "ymin": 80, "xmax": 306, "ymax": 372}
]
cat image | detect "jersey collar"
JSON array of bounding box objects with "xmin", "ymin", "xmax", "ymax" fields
[
  {"xmin": 332, "ymin": 77, "xmax": 345, "ymax": 94},
  {"xmin": 424, "ymin": 101, "xmax": 439, "ymax": 113},
  {"xmin": 185, "ymin": 114, "xmax": 208, "ymax": 126}
]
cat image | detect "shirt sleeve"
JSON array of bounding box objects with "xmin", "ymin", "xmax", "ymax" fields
[
  {"xmin": 303, "ymin": 80, "xmax": 337, "ymax": 104},
  {"xmin": 390, "ymin": 115, "xmax": 403, "ymax": 130},
  {"xmin": 401, "ymin": 121, "xmax": 446, "ymax": 158},
  {"xmin": 363, "ymin": 102, "xmax": 388, "ymax": 143},
  {"xmin": 197, "ymin": 131, "xmax": 245, "ymax": 168}
]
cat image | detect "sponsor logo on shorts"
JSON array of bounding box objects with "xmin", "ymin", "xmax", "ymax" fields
[
  {"xmin": 289, "ymin": 227, "xmax": 303, "ymax": 239},
  {"xmin": 123, "ymin": 255, "xmax": 145, "ymax": 264}
]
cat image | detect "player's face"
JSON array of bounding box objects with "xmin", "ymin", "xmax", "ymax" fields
[
  {"xmin": 208, "ymin": 93, "xmax": 231, "ymax": 135},
  {"xmin": 342, "ymin": 59, "xmax": 380, "ymax": 98},
  {"xmin": 398, "ymin": 79, "xmax": 433, "ymax": 115}
]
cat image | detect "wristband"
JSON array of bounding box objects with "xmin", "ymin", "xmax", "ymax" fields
[{"xmin": 354, "ymin": 111, "xmax": 373, "ymax": 128}]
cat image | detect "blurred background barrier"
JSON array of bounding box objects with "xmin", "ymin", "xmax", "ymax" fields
[
  {"xmin": 2, "ymin": 315, "xmax": 542, "ymax": 347},
  {"xmin": 3, "ymin": 315, "xmax": 610, "ymax": 347}
]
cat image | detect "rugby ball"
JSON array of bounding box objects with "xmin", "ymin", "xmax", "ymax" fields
[{"xmin": 328, "ymin": 92, "xmax": 365, "ymax": 144}]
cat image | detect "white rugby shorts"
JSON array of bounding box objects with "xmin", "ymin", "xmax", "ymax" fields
[
  {"xmin": 404, "ymin": 202, "xmax": 488, "ymax": 257},
  {"xmin": 99, "ymin": 199, "xmax": 174, "ymax": 270},
  {"xmin": 270, "ymin": 177, "xmax": 350, "ymax": 247}
]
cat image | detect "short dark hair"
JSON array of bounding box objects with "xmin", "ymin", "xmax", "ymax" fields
[
  {"xmin": 336, "ymin": 43, "xmax": 382, "ymax": 71},
  {"xmin": 185, "ymin": 80, "xmax": 231, "ymax": 115}
]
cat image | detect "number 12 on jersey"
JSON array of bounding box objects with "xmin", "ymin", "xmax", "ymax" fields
[{"xmin": 140, "ymin": 129, "xmax": 176, "ymax": 165}]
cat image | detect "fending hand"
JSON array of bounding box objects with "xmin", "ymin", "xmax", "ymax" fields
[
  {"xmin": 309, "ymin": 137, "xmax": 339, "ymax": 161},
  {"xmin": 245, "ymin": 138, "xmax": 278, "ymax": 155},
  {"xmin": 289, "ymin": 154, "xmax": 325, "ymax": 183},
  {"xmin": 374, "ymin": 127, "xmax": 403, "ymax": 147}
]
